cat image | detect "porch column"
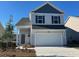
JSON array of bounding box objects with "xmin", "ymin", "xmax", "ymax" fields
[
  {"xmin": 30, "ymin": 25, "xmax": 32, "ymax": 45},
  {"xmin": 16, "ymin": 29, "xmax": 19, "ymax": 46},
  {"xmin": 19, "ymin": 33, "xmax": 21, "ymax": 45}
]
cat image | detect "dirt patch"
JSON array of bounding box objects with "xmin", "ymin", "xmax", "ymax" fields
[{"xmin": 0, "ymin": 49, "xmax": 36, "ymax": 57}]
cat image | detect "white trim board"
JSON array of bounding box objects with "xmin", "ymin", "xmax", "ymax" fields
[
  {"xmin": 16, "ymin": 26, "xmax": 31, "ymax": 29},
  {"xmin": 32, "ymin": 29, "xmax": 65, "ymax": 31}
]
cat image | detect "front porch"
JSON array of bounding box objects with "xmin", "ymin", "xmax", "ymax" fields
[{"xmin": 16, "ymin": 25, "xmax": 31, "ymax": 46}]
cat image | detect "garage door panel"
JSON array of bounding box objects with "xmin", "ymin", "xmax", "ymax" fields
[{"xmin": 35, "ymin": 32, "xmax": 63, "ymax": 46}]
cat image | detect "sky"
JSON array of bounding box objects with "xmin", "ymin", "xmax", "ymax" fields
[{"xmin": 0, "ymin": 1, "xmax": 79, "ymax": 28}]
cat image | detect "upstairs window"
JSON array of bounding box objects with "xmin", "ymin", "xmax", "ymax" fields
[
  {"xmin": 52, "ymin": 16, "xmax": 60, "ymax": 24},
  {"xmin": 36, "ymin": 15, "xmax": 45, "ymax": 24}
]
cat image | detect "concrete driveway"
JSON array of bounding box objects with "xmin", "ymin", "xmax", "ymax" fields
[{"xmin": 34, "ymin": 47, "xmax": 79, "ymax": 57}]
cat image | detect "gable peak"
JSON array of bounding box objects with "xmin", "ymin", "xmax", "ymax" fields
[{"xmin": 32, "ymin": 2, "xmax": 64, "ymax": 14}]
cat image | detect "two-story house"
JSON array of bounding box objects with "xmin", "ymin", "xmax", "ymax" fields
[{"xmin": 16, "ymin": 2, "xmax": 66, "ymax": 46}]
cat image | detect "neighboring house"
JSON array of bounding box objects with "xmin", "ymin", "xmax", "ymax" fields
[
  {"xmin": 65, "ymin": 16, "xmax": 79, "ymax": 44},
  {"xmin": 16, "ymin": 2, "xmax": 66, "ymax": 46},
  {"xmin": 0, "ymin": 21, "xmax": 4, "ymax": 38}
]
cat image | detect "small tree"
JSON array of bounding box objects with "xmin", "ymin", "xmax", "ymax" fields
[{"xmin": 1, "ymin": 15, "xmax": 14, "ymax": 49}]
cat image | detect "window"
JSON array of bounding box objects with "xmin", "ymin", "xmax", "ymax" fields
[
  {"xmin": 52, "ymin": 16, "xmax": 60, "ymax": 24},
  {"xmin": 36, "ymin": 15, "xmax": 45, "ymax": 24}
]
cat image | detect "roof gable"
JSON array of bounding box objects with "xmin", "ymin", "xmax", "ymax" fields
[
  {"xmin": 16, "ymin": 17, "xmax": 30, "ymax": 26},
  {"xmin": 32, "ymin": 2, "xmax": 64, "ymax": 14}
]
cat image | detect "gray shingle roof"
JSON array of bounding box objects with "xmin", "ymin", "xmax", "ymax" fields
[{"xmin": 16, "ymin": 17, "xmax": 30, "ymax": 26}]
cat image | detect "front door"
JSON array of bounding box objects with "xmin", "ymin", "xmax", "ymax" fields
[{"xmin": 21, "ymin": 34, "xmax": 25, "ymax": 44}]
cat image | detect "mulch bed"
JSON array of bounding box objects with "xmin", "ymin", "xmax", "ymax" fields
[{"xmin": 0, "ymin": 49, "xmax": 36, "ymax": 57}]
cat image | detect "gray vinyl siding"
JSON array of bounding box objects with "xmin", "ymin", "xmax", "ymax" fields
[
  {"xmin": 66, "ymin": 28, "xmax": 79, "ymax": 43},
  {"xmin": 30, "ymin": 13, "xmax": 64, "ymax": 25}
]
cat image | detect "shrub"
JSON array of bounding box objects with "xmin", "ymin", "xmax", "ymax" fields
[
  {"xmin": 67, "ymin": 40, "xmax": 79, "ymax": 47},
  {"xmin": 8, "ymin": 42, "xmax": 16, "ymax": 49}
]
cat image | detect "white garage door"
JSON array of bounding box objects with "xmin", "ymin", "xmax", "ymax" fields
[{"xmin": 35, "ymin": 32, "xmax": 63, "ymax": 46}]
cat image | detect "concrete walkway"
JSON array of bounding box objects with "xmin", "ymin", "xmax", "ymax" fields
[{"xmin": 34, "ymin": 47, "xmax": 79, "ymax": 57}]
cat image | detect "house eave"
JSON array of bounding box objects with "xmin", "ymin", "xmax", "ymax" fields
[{"xmin": 32, "ymin": 25, "xmax": 66, "ymax": 29}]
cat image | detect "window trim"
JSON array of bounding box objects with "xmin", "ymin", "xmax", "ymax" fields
[
  {"xmin": 52, "ymin": 16, "xmax": 60, "ymax": 24},
  {"xmin": 35, "ymin": 15, "xmax": 45, "ymax": 24}
]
